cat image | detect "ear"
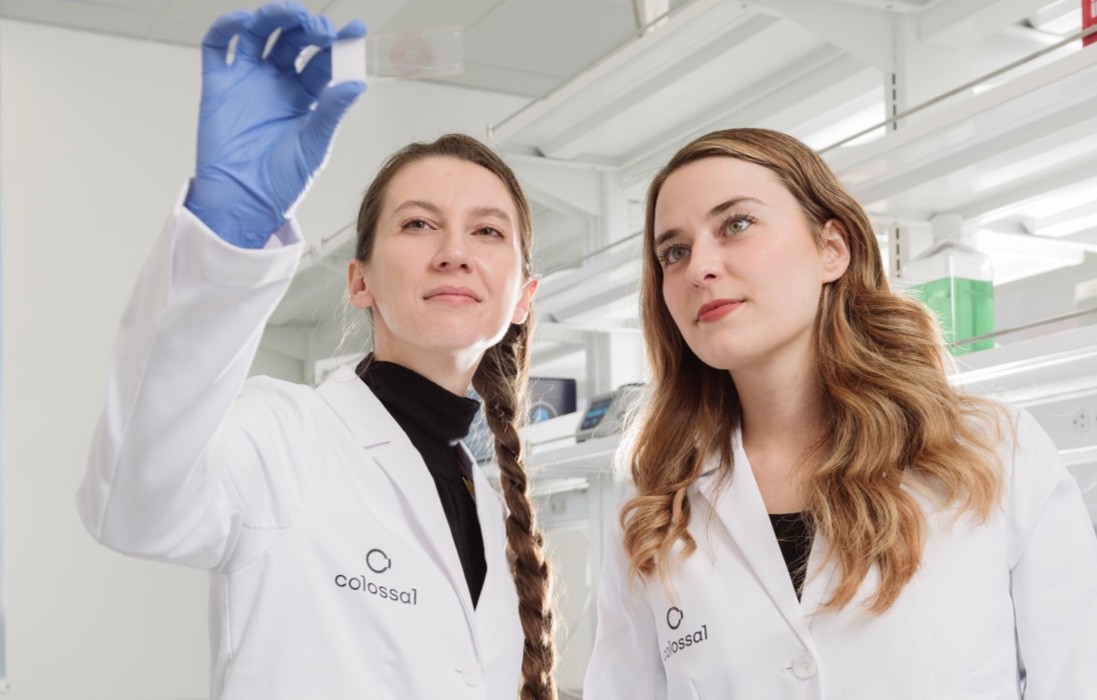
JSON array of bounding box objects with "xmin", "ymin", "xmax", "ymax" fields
[
  {"xmin": 510, "ymin": 277, "xmax": 539, "ymax": 325},
  {"xmin": 820, "ymin": 219, "xmax": 851, "ymax": 283},
  {"xmin": 347, "ymin": 259, "xmax": 375, "ymax": 310}
]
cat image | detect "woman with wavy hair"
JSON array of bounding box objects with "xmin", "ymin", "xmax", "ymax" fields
[
  {"xmin": 583, "ymin": 127, "xmax": 1097, "ymax": 699},
  {"xmin": 78, "ymin": 3, "xmax": 554, "ymax": 699}
]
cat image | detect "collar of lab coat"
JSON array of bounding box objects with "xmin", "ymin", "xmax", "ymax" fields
[
  {"xmin": 315, "ymin": 363, "xmax": 510, "ymax": 643},
  {"xmin": 692, "ymin": 429, "xmax": 834, "ymax": 650}
]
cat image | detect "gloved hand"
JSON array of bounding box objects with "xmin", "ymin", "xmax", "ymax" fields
[{"xmin": 185, "ymin": 2, "xmax": 366, "ymax": 249}]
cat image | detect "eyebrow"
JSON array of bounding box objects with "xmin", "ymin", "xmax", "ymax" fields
[
  {"xmin": 470, "ymin": 205, "xmax": 513, "ymax": 225},
  {"xmin": 392, "ymin": 199, "xmax": 513, "ymax": 225},
  {"xmin": 654, "ymin": 196, "xmax": 765, "ymax": 246}
]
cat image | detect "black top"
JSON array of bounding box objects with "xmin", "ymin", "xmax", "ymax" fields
[
  {"xmin": 358, "ymin": 358, "xmax": 487, "ymax": 607},
  {"xmin": 769, "ymin": 512, "xmax": 813, "ymax": 600}
]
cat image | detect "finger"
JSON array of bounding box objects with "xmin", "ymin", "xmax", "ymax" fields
[
  {"xmin": 297, "ymin": 44, "xmax": 334, "ymax": 98},
  {"xmin": 300, "ymin": 81, "xmax": 367, "ymax": 166},
  {"xmin": 200, "ymin": 10, "xmax": 253, "ymax": 73},
  {"xmin": 235, "ymin": 1, "xmax": 309, "ymax": 62},
  {"xmin": 298, "ymin": 19, "xmax": 366, "ymax": 97},
  {"xmin": 269, "ymin": 14, "xmax": 336, "ymax": 71},
  {"xmin": 336, "ymin": 19, "xmax": 367, "ymax": 40}
]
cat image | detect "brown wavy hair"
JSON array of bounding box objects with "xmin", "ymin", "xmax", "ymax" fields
[
  {"xmin": 354, "ymin": 134, "xmax": 555, "ymax": 697},
  {"xmin": 622, "ymin": 128, "xmax": 1004, "ymax": 613}
]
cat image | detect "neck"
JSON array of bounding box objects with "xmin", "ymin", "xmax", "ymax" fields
[
  {"xmin": 730, "ymin": 333, "xmax": 827, "ymax": 446},
  {"xmin": 735, "ymin": 373, "xmax": 825, "ymax": 446},
  {"xmin": 732, "ymin": 369, "xmax": 825, "ymax": 514},
  {"xmin": 372, "ymin": 345, "xmax": 481, "ymax": 396},
  {"xmin": 731, "ymin": 343, "xmax": 830, "ymax": 450}
]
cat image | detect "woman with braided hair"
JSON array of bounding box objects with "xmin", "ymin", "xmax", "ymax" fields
[
  {"xmin": 78, "ymin": 3, "xmax": 554, "ymax": 699},
  {"xmin": 347, "ymin": 134, "xmax": 557, "ymax": 699},
  {"xmin": 583, "ymin": 127, "xmax": 1097, "ymax": 699}
]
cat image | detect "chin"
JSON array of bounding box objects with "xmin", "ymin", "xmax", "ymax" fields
[
  {"xmin": 423, "ymin": 322, "xmax": 510, "ymax": 354},
  {"xmin": 688, "ymin": 343, "xmax": 750, "ymax": 373},
  {"xmin": 695, "ymin": 357, "xmax": 737, "ymax": 373}
]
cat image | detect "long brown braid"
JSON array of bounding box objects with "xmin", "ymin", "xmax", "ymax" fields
[
  {"xmin": 474, "ymin": 319, "xmax": 556, "ymax": 700},
  {"xmin": 354, "ymin": 134, "xmax": 556, "ymax": 698}
]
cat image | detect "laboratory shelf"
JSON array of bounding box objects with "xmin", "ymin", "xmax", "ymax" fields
[
  {"xmin": 528, "ymin": 434, "xmax": 621, "ymax": 479},
  {"xmin": 951, "ymin": 322, "xmax": 1097, "ymax": 405}
]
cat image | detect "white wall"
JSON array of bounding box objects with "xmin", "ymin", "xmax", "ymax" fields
[{"xmin": 0, "ymin": 18, "xmax": 525, "ymax": 699}]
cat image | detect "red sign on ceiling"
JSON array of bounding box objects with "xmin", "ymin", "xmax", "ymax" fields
[{"xmin": 1085, "ymin": 0, "xmax": 1096, "ymax": 47}]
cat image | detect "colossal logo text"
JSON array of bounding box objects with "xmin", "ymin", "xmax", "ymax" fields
[
  {"xmin": 663, "ymin": 624, "xmax": 709, "ymax": 660},
  {"xmin": 334, "ymin": 574, "xmax": 418, "ymax": 605}
]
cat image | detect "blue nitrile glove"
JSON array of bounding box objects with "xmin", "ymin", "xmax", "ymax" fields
[{"xmin": 185, "ymin": 2, "xmax": 366, "ymax": 248}]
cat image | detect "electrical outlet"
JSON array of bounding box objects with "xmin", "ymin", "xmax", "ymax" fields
[{"xmin": 1073, "ymin": 408, "xmax": 1092, "ymax": 434}]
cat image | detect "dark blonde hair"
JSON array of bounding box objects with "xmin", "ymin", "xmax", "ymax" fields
[
  {"xmin": 623, "ymin": 128, "xmax": 1004, "ymax": 613},
  {"xmin": 355, "ymin": 134, "xmax": 555, "ymax": 697}
]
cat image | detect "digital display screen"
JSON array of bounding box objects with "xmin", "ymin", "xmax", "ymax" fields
[{"xmin": 580, "ymin": 398, "xmax": 613, "ymax": 430}]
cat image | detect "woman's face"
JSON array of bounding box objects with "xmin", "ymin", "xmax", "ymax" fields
[
  {"xmin": 652, "ymin": 156, "xmax": 848, "ymax": 375},
  {"xmin": 349, "ymin": 156, "xmax": 535, "ymax": 364}
]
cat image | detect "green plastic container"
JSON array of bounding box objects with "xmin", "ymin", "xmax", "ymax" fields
[{"xmin": 903, "ymin": 215, "xmax": 994, "ymax": 355}]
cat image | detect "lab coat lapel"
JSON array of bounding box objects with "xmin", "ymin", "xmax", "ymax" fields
[
  {"xmin": 797, "ymin": 529, "xmax": 837, "ymax": 621},
  {"xmin": 316, "ymin": 365, "xmax": 477, "ymax": 629},
  {"xmin": 695, "ymin": 431, "xmax": 816, "ymax": 649},
  {"xmin": 459, "ymin": 442, "xmax": 510, "ymax": 628}
]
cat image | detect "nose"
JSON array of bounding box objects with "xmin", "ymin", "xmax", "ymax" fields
[
  {"xmin": 433, "ymin": 229, "xmax": 470, "ymax": 271},
  {"xmin": 683, "ymin": 236, "xmax": 720, "ymax": 288}
]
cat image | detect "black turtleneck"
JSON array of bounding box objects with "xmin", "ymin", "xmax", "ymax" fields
[
  {"xmin": 770, "ymin": 512, "xmax": 813, "ymax": 600},
  {"xmin": 358, "ymin": 358, "xmax": 487, "ymax": 607}
]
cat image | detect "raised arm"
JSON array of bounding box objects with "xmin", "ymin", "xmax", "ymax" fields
[{"xmin": 77, "ymin": 2, "xmax": 365, "ymax": 570}]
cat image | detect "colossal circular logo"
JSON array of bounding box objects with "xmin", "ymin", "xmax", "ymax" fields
[
  {"xmin": 366, "ymin": 548, "xmax": 392, "ymax": 574},
  {"xmin": 666, "ymin": 606, "xmax": 684, "ymax": 630}
]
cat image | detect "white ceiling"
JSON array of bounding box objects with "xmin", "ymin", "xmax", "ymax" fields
[
  {"xmin": 0, "ymin": 0, "xmax": 653, "ymax": 96},
  {"xmin": 3, "ymin": 0, "xmax": 1092, "ymax": 387}
]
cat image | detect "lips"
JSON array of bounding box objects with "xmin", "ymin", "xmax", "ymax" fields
[
  {"xmin": 424, "ymin": 285, "xmax": 481, "ymax": 302},
  {"xmin": 696, "ymin": 298, "xmax": 742, "ymax": 323}
]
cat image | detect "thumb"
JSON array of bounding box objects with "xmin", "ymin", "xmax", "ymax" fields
[{"xmin": 300, "ymin": 80, "xmax": 366, "ymax": 168}]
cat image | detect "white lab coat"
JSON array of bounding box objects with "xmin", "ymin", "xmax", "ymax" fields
[
  {"xmin": 584, "ymin": 410, "xmax": 1097, "ymax": 699},
  {"xmin": 77, "ymin": 197, "xmax": 523, "ymax": 700}
]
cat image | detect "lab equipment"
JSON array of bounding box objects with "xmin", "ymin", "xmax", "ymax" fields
[
  {"xmin": 575, "ymin": 384, "xmax": 645, "ymax": 443},
  {"xmin": 904, "ymin": 214, "xmax": 994, "ymax": 354},
  {"xmin": 331, "ymin": 35, "xmax": 368, "ymax": 86},
  {"xmin": 465, "ymin": 377, "xmax": 578, "ymax": 462},
  {"xmin": 529, "ymin": 377, "xmax": 578, "ymax": 424},
  {"xmin": 369, "ymin": 26, "xmax": 464, "ymax": 80}
]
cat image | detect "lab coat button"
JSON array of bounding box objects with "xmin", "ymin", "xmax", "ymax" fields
[
  {"xmin": 792, "ymin": 654, "xmax": 817, "ymax": 679},
  {"xmin": 461, "ymin": 661, "xmax": 483, "ymax": 687}
]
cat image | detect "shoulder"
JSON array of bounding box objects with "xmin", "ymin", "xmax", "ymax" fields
[
  {"xmin": 237, "ymin": 373, "xmax": 318, "ymax": 409},
  {"xmin": 226, "ymin": 374, "xmax": 325, "ymax": 441},
  {"xmin": 991, "ymin": 405, "xmax": 1060, "ymax": 498},
  {"xmin": 957, "ymin": 400, "xmax": 1061, "ymax": 504},
  {"xmin": 986, "ymin": 404, "xmax": 1083, "ymax": 561},
  {"xmin": 952, "ymin": 399, "xmax": 1055, "ymax": 486},
  {"xmin": 238, "ymin": 373, "xmax": 317, "ymax": 403}
]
